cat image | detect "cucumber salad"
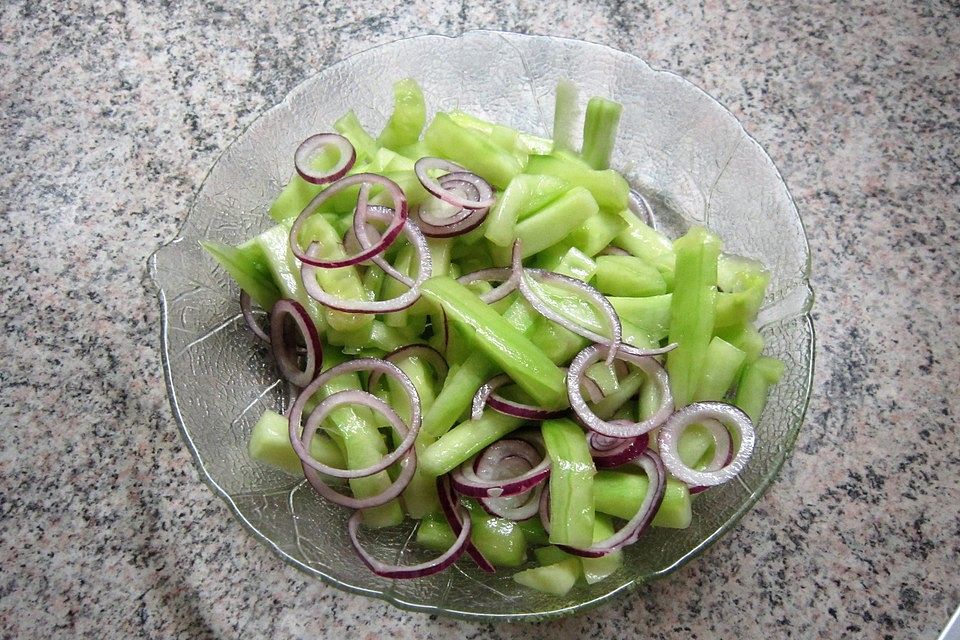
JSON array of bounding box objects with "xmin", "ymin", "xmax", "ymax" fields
[{"xmin": 204, "ymin": 78, "xmax": 784, "ymax": 595}]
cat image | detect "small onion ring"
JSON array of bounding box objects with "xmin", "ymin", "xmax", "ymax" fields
[
  {"xmin": 350, "ymin": 187, "xmax": 414, "ymax": 286},
  {"xmin": 587, "ymin": 428, "xmax": 650, "ymax": 468},
  {"xmin": 657, "ymin": 401, "xmax": 755, "ymax": 487},
  {"xmin": 451, "ymin": 434, "xmax": 550, "ymax": 499},
  {"xmin": 239, "ymin": 290, "xmax": 270, "ymax": 344},
  {"xmin": 301, "ymin": 206, "xmax": 432, "ymax": 314},
  {"xmin": 300, "ymin": 392, "xmax": 417, "ymax": 509},
  {"xmin": 411, "ymin": 201, "xmax": 489, "ymax": 238},
  {"xmin": 348, "ymin": 502, "xmax": 471, "ymax": 579},
  {"xmin": 417, "ymin": 177, "xmax": 483, "ymax": 227},
  {"xmin": 289, "ymin": 173, "xmax": 407, "ymax": 268},
  {"xmin": 289, "ymin": 357, "xmax": 421, "ymax": 474},
  {"xmin": 457, "ymin": 267, "xmax": 519, "ymax": 304},
  {"xmin": 567, "ymin": 343, "xmax": 674, "ymax": 439},
  {"xmin": 560, "ymin": 451, "xmax": 666, "ymax": 557},
  {"xmin": 414, "ymin": 157, "xmax": 495, "ymax": 210},
  {"xmin": 269, "ymin": 299, "xmax": 323, "ymax": 387},
  {"xmin": 294, "ymin": 133, "xmax": 356, "ymax": 185}
]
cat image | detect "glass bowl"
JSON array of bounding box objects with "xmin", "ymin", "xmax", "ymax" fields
[{"xmin": 148, "ymin": 31, "xmax": 814, "ymax": 621}]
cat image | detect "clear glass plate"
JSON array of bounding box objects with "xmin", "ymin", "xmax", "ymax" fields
[{"xmin": 147, "ymin": 31, "xmax": 814, "ymax": 621}]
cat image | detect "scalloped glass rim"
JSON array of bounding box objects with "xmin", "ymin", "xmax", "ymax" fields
[{"xmin": 147, "ymin": 31, "xmax": 814, "ymax": 621}]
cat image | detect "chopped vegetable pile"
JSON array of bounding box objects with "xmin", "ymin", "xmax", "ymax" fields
[{"xmin": 205, "ymin": 78, "xmax": 784, "ymax": 594}]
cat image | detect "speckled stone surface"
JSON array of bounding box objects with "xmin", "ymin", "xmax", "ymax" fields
[{"xmin": 1, "ymin": 1, "xmax": 958, "ymax": 638}]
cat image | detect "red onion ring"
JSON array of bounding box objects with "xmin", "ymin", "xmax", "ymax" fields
[
  {"xmin": 269, "ymin": 299, "xmax": 323, "ymax": 387},
  {"xmin": 567, "ymin": 343, "xmax": 674, "ymax": 439},
  {"xmin": 349, "ymin": 190, "xmax": 414, "ymax": 286},
  {"xmin": 457, "ymin": 267, "xmax": 519, "ymax": 304},
  {"xmin": 240, "ymin": 290, "xmax": 270, "ymax": 344},
  {"xmin": 437, "ymin": 475, "xmax": 495, "ymax": 573},
  {"xmin": 348, "ymin": 502, "xmax": 471, "ymax": 579},
  {"xmin": 367, "ymin": 343, "xmax": 449, "ymax": 393},
  {"xmin": 688, "ymin": 418, "xmax": 735, "ymax": 495},
  {"xmin": 479, "ymin": 483, "xmax": 544, "ymax": 521},
  {"xmin": 587, "ymin": 428, "xmax": 650, "ymax": 468},
  {"xmin": 471, "ymin": 374, "xmax": 566, "ymax": 422},
  {"xmin": 294, "ymin": 133, "xmax": 356, "ymax": 185},
  {"xmin": 411, "ymin": 200, "xmax": 489, "ymax": 238},
  {"xmin": 414, "ymin": 157, "xmax": 495, "ymax": 210},
  {"xmin": 301, "ymin": 205, "xmax": 432, "ymax": 314},
  {"xmin": 657, "ymin": 401, "xmax": 755, "ymax": 488},
  {"xmin": 559, "ymin": 451, "xmax": 666, "ymax": 557},
  {"xmin": 289, "ymin": 357, "xmax": 420, "ymax": 474},
  {"xmin": 300, "ymin": 392, "xmax": 417, "ymax": 509},
  {"xmin": 417, "ymin": 177, "xmax": 484, "ymax": 227},
  {"xmin": 451, "ymin": 434, "xmax": 550, "ymax": 499},
  {"xmin": 289, "ymin": 173, "xmax": 407, "ymax": 268},
  {"xmin": 512, "ymin": 242, "xmax": 622, "ymax": 365}
]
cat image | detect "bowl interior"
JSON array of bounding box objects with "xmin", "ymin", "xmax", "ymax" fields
[{"xmin": 149, "ymin": 31, "xmax": 813, "ymax": 621}]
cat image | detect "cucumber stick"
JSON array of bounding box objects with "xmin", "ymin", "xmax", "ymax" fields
[
  {"xmin": 377, "ymin": 78, "xmax": 426, "ymax": 151},
  {"xmin": 249, "ymin": 409, "xmax": 345, "ymax": 476},
  {"xmin": 593, "ymin": 471, "xmax": 692, "ymax": 529},
  {"xmin": 542, "ymin": 418, "xmax": 596, "ymax": 548},
  {"xmin": 513, "ymin": 557, "xmax": 580, "ymax": 596}
]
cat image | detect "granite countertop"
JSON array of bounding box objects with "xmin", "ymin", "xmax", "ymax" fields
[{"xmin": 2, "ymin": 1, "xmax": 958, "ymax": 638}]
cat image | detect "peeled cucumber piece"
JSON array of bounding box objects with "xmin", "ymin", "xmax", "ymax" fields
[
  {"xmin": 513, "ymin": 557, "xmax": 581, "ymax": 596},
  {"xmin": 249, "ymin": 409, "xmax": 345, "ymax": 476},
  {"xmin": 581, "ymin": 514, "xmax": 623, "ymax": 584}
]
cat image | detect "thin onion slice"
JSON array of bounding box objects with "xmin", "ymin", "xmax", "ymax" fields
[
  {"xmin": 349, "ymin": 188, "xmax": 414, "ymax": 286},
  {"xmin": 414, "ymin": 157, "xmax": 495, "ymax": 210},
  {"xmin": 457, "ymin": 267, "xmax": 519, "ymax": 304},
  {"xmin": 437, "ymin": 475, "xmax": 495, "ymax": 573},
  {"xmin": 512, "ymin": 241, "xmax": 622, "ymax": 364},
  {"xmin": 559, "ymin": 451, "xmax": 666, "ymax": 557},
  {"xmin": 289, "ymin": 173, "xmax": 407, "ymax": 268},
  {"xmin": 417, "ymin": 177, "xmax": 484, "ymax": 227},
  {"xmin": 687, "ymin": 418, "xmax": 735, "ymax": 495},
  {"xmin": 301, "ymin": 205, "xmax": 432, "ymax": 314},
  {"xmin": 479, "ymin": 483, "xmax": 544, "ymax": 521},
  {"xmin": 657, "ymin": 401, "xmax": 755, "ymax": 488},
  {"xmin": 289, "ymin": 358, "xmax": 421, "ymax": 475},
  {"xmin": 451, "ymin": 434, "xmax": 550, "ymax": 499},
  {"xmin": 294, "ymin": 133, "xmax": 356, "ymax": 185},
  {"xmin": 587, "ymin": 428, "xmax": 650, "ymax": 468},
  {"xmin": 567, "ymin": 343, "xmax": 674, "ymax": 439},
  {"xmin": 240, "ymin": 290, "xmax": 270, "ymax": 344},
  {"xmin": 471, "ymin": 374, "xmax": 565, "ymax": 421},
  {"xmin": 269, "ymin": 299, "xmax": 323, "ymax": 387},
  {"xmin": 300, "ymin": 395, "xmax": 417, "ymax": 509},
  {"xmin": 367, "ymin": 343, "xmax": 449, "ymax": 393},
  {"xmin": 411, "ymin": 197, "xmax": 489, "ymax": 238},
  {"xmin": 348, "ymin": 502, "xmax": 471, "ymax": 579}
]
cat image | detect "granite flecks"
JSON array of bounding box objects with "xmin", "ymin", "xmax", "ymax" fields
[{"xmin": 1, "ymin": 1, "xmax": 958, "ymax": 638}]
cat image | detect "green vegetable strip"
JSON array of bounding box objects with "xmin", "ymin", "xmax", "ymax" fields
[
  {"xmin": 666, "ymin": 226, "xmax": 721, "ymax": 407},
  {"xmin": 525, "ymin": 153, "xmax": 629, "ymax": 212},
  {"xmin": 593, "ymin": 471, "xmax": 692, "ymax": 529},
  {"xmin": 463, "ymin": 500, "xmax": 527, "ymax": 567},
  {"xmin": 514, "ymin": 186, "xmax": 598, "ymax": 258},
  {"xmin": 586, "ymin": 362, "xmax": 620, "ymax": 396},
  {"xmin": 484, "ymin": 174, "xmax": 568, "ymax": 247},
  {"xmin": 334, "ymin": 110, "xmax": 378, "ymax": 161},
  {"xmin": 534, "ymin": 545, "xmax": 572, "ymax": 567},
  {"xmin": 447, "ymin": 109, "xmax": 554, "ymax": 155},
  {"xmin": 594, "ymin": 255, "xmax": 668, "ymax": 297},
  {"xmin": 513, "ymin": 557, "xmax": 580, "ymax": 596},
  {"xmin": 419, "ymin": 412, "xmax": 523, "ymax": 476},
  {"xmin": 415, "ymin": 513, "xmax": 457, "ymax": 550},
  {"xmin": 421, "ymin": 299, "xmax": 538, "ymax": 437},
  {"xmin": 423, "ymin": 112, "xmax": 522, "ymax": 188},
  {"xmin": 714, "ymin": 289, "xmax": 766, "ymax": 328},
  {"xmin": 591, "ymin": 370, "xmax": 645, "ymax": 419},
  {"xmin": 611, "ymin": 209, "xmax": 676, "ymax": 284},
  {"xmin": 564, "ymin": 208, "xmax": 628, "ymax": 257},
  {"xmin": 381, "ymin": 243, "xmax": 415, "ymax": 328},
  {"xmin": 535, "ymin": 246, "xmax": 597, "ymax": 281},
  {"xmin": 251, "ymin": 224, "xmax": 326, "ymax": 331},
  {"xmin": 327, "ymin": 320, "xmax": 414, "ymax": 355},
  {"xmin": 517, "ymin": 517, "xmax": 550, "ymax": 546},
  {"xmin": 581, "ymin": 97, "xmax": 623, "ymax": 170},
  {"xmin": 735, "ymin": 356, "xmax": 785, "ymax": 423},
  {"xmin": 297, "ymin": 214, "xmax": 373, "ymax": 333},
  {"xmin": 716, "ymin": 323, "xmax": 765, "ymax": 365},
  {"xmin": 542, "ymin": 418, "xmax": 596, "ymax": 548},
  {"xmin": 249, "ymin": 409, "xmax": 345, "ymax": 476},
  {"xmin": 552, "ymin": 79, "xmax": 579, "ymax": 154},
  {"xmin": 377, "ymin": 78, "xmax": 426, "ymax": 151},
  {"xmin": 608, "ymin": 294, "xmax": 673, "ymax": 339},
  {"xmin": 693, "ymin": 336, "xmax": 747, "ymax": 402},
  {"xmin": 200, "ymin": 240, "xmax": 281, "ymax": 310},
  {"xmin": 421, "ymin": 277, "xmax": 567, "ymax": 408},
  {"xmin": 580, "ymin": 514, "xmax": 623, "ymax": 584}
]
